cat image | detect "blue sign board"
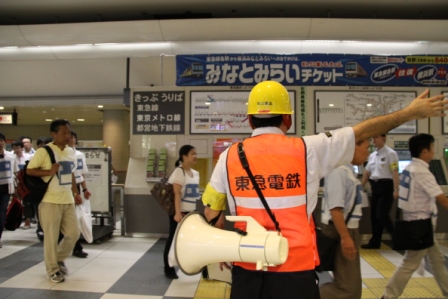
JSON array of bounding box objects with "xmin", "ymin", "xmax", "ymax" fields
[{"xmin": 176, "ymin": 54, "xmax": 448, "ymax": 87}]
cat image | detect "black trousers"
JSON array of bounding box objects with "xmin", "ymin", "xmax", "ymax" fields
[
  {"xmin": 231, "ymin": 266, "xmax": 321, "ymax": 299},
  {"xmin": 163, "ymin": 214, "xmax": 178, "ymax": 270},
  {"xmin": 368, "ymin": 179, "xmax": 395, "ymax": 247}
]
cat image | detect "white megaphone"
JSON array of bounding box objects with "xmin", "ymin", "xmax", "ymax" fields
[{"xmin": 175, "ymin": 211, "xmax": 289, "ymax": 275}]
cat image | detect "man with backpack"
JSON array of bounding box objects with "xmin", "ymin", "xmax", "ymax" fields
[
  {"xmin": 26, "ymin": 120, "xmax": 81, "ymax": 283},
  {"xmin": 0, "ymin": 132, "xmax": 19, "ymax": 248}
]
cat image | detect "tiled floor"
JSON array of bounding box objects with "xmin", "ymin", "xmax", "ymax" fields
[{"xmin": 0, "ymin": 223, "xmax": 447, "ymax": 299}]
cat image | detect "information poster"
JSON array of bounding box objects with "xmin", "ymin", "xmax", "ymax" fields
[
  {"xmin": 77, "ymin": 147, "xmax": 111, "ymax": 213},
  {"xmin": 315, "ymin": 91, "xmax": 417, "ymax": 134},
  {"xmin": 132, "ymin": 91, "xmax": 185, "ymax": 135},
  {"xmin": 190, "ymin": 91, "xmax": 295, "ymax": 134}
]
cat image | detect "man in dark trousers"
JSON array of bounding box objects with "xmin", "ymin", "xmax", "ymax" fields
[{"xmin": 361, "ymin": 134, "xmax": 399, "ymax": 249}]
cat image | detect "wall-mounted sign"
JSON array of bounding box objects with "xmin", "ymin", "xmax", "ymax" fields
[
  {"xmin": 0, "ymin": 113, "xmax": 14, "ymax": 125},
  {"xmin": 314, "ymin": 91, "xmax": 417, "ymax": 134},
  {"xmin": 190, "ymin": 91, "xmax": 296, "ymax": 134},
  {"xmin": 132, "ymin": 91, "xmax": 185, "ymax": 135},
  {"xmin": 176, "ymin": 54, "xmax": 448, "ymax": 87}
]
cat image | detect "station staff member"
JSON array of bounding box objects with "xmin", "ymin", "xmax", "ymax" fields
[
  {"xmin": 361, "ymin": 134, "xmax": 399, "ymax": 249},
  {"xmin": 201, "ymin": 81, "xmax": 448, "ymax": 299}
]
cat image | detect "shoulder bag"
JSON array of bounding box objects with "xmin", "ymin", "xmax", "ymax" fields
[
  {"xmin": 315, "ymin": 179, "xmax": 357, "ymax": 272},
  {"xmin": 150, "ymin": 167, "xmax": 185, "ymax": 215},
  {"xmin": 392, "ymin": 209, "xmax": 433, "ymax": 251}
]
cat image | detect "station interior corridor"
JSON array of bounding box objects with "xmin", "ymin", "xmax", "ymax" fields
[{"xmin": 0, "ymin": 221, "xmax": 447, "ymax": 299}]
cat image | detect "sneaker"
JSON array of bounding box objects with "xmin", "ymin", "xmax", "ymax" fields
[
  {"xmin": 48, "ymin": 271, "xmax": 65, "ymax": 283},
  {"xmin": 58, "ymin": 261, "xmax": 68, "ymax": 276},
  {"xmin": 22, "ymin": 225, "xmax": 31, "ymax": 230},
  {"xmin": 72, "ymin": 250, "xmax": 88, "ymax": 258}
]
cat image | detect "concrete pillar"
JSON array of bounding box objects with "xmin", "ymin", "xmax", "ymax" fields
[{"xmin": 102, "ymin": 110, "xmax": 130, "ymax": 173}]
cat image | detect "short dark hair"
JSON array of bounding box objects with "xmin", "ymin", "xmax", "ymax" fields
[
  {"xmin": 50, "ymin": 119, "xmax": 70, "ymax": 133},
  {"xmin": 251, "ymin": 115, "xmax": 283, "ymax": 129},
  {"xmin": 12, "ymin": 139, "xmax": 24, "ymax": 148},
  {"xmin": 36, "ymin": 136, "xmax": 47, "ymax": 146},
  {"xmin": 44, "ymin": 137, "xmax": 54, "ymax": 144},
  {"xmin": 71, "ymin": 130, "xmax": 78, "ymax": 144},
  {"xmin": 409, "ymin": 133, "xmax": 434, "ymax": 158},
  {"xmin": 0, "ymin": 132, "xmax": 5, "ymax": 142}
]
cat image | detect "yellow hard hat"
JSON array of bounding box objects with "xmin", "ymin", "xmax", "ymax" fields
[{"xmin": 247, "ymin": 81, "xmax": 293, "ymax": 115}]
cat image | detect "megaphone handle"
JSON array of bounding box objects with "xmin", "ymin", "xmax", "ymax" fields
[{"xmin": 234, "ymin": 227, "xmax": 247, "ymax": 236}]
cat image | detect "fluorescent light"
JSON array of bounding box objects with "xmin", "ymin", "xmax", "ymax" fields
[
  {"xmin": 329, "ymin": 104, "xmax": 334, "ymax": 107},
  {"xmin": 0, "ymin": 107, "xmax": 4, "ymax": 110},
  {"xmin": 77, "ymin": 119, "xmax": 85, "ymax": 121},
  {"xmin": 367, "ymin": 104, "xmax": 373, "ymax": 107},
  {"xmin": 98, "ymin": 105, "xmax": 103, "ymax": 108},
  {"xmin": 45, "ymin": 119, "xmax": 52, "ymax": 121}
]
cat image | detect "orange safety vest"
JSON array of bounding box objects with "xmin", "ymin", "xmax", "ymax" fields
[{"xmin": 227, "ymin": 134, "xmax": 318, "ymax": 272}]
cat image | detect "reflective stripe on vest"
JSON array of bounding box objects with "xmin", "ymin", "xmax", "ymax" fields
[{"xmin": 227, "ymin": 134, "xmax": 316, "ymax": 272}]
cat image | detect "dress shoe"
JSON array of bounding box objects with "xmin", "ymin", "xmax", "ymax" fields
[
  {"xmin": 361, "ymin": 243, "xmax": 380, "ymax": 249},
  {"xmin": 164, "ymin": 267, "xmax": 179, "ymax": 279},
  {"xmin": 73, "ymin": 250, "xmax": 88, "ymax": 258}
]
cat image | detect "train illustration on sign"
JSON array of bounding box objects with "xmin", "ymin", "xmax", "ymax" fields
[
  {"xmin": 345, "ymin": 62, "xmax": 368, "ymax": 78},
  {"xmin": 180, "ymin": 63, "xmax": 204, "ymax": 77}
]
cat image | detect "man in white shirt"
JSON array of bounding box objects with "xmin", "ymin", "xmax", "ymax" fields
[
  {"xmin": 0, "ymin": 132, "xmax": 18, "ymax": 248},
  {"xmin": 12, "ymin": 140, "xmax": 32, "ymax": 229},
  {"xmin": 320, "ymin": 139, "xmax": 370, "ymax": 299},
  {"xmin": 20, "ymin": 136, "xmax": 35, "ymax": 157},
  {"xmin": 68, "ymin": 130, "xmax": 91, "ymax": 258},
  {"xmin": 361, "ymin": 134, "xmax": 399, "ymax": 249},
  {"xmin": 382, "ymin": 133, "xmax": 448, "ymax": 299}
]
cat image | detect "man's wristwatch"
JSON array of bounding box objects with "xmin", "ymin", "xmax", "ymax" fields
[
  {"xmin": 73, "ymin": 192, "xmax": 79, "ymax": 196},
  {"xmin": 82, "ymin": 188, "xmax": 88, "ymax": 192}
]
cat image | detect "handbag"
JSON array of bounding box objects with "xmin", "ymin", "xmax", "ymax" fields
[
  {"xmin": 315, "ymin": 194, "xmax": 357, "ymax": 272},
  {"xmin": 76, "ymin": 203, "xmax": 93, "ymax": 243},
  {"xmin": 150, "ymin": 167, "xmax": 184, "ymax": 215},
  {"xmin": 392, "ymin": 209, "xmax": 433, "ymax": 251}
]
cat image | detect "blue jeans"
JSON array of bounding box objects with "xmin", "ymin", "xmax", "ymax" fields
[{"xmin": 0, "ymin": 193, "xmax": 10, "ymax": 239}]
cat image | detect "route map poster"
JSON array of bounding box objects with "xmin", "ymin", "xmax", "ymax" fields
[
  {"xmin": 190, "ymin": 91, "xmax": 296, "ymax": 134},
  {"xmin": 314, "ymin": 91, "xmax": 417, "ymax": 134}
]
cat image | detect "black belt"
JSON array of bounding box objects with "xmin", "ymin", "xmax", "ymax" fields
[{"xmin": 370, "ymin": 178, "xmax": 392, "ymax": 182}]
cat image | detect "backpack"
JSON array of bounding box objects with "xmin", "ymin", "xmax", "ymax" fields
[
  {"xmin": 4, "ymin": 197, "xmax": 24, "ymax": 231},
  {"xmin": 16, "ymin": 145, "xmax": 56, "ymax": 205}
]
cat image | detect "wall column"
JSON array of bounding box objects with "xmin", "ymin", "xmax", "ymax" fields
[{"xmin": 102, "ymin": 110, "xmax": 130, "ymax": 173}]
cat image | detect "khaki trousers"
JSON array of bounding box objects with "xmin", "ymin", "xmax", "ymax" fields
[
  {"xmin": 39, "ymin": 202, "xmax": 79, "ymax": 276},
  {"xmin": 384, "ymin": 241, "xmax": 448, "ymax": 299},
  {"xmin": 320, "ymin": 223, "xmax": 362, "ymax": 299}
]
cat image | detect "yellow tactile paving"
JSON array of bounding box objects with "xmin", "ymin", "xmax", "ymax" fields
[
  {"xmin": 362, "ymin": 278, "xmax": 389, "ymax": 289},
  {"xmin": 194, "ymin": 244, "xmax": 447, "ymax": 299},
  {"xmin": 361, "ymin": 288, "xmax": 378, "ymax": 299},
  {"xmin": 401, "ymin": 287, "xmax": 437, "ymax": 298},
  {"xmin": 195, "ymin": 278, "xmax": 230, "ymax": 299}
]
